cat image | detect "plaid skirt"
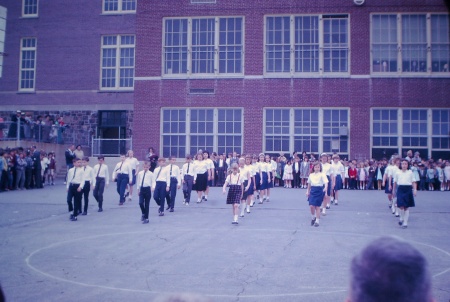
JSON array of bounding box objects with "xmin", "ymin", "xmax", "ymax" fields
[{"xmin": 226, "ymin": 185, "xmax": 242, "ymax": 204}]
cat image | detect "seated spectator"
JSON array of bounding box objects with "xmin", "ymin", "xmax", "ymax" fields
[{"xmin": 347, "ymin": 236, "xmax": 433, "ymax": 302}]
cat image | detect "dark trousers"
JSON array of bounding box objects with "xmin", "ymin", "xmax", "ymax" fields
[
  {"xmin": 419, "ymin": 177, "xmax": 426, "ymax": 190},
  {"xmin": 217, "ymin": 168, "xmax": 226, "ymax": 186},
  {"xmin": 366, "ymin": 177, "xmax": 374, "ymax": 190},
  {"xmin": 183, "ymin": 175, "xmax": 194, "ymax": 203},
  {"xmin": 139, "ymin": 187, "xmax": 151, "ymax": 219},
  {"xmin": 154, "ymin": 181, "xmax": 167, "ymax": 213},
  {"xmin": 67, "ymin": 184, "xmax": 82, "ymax": 216},
  {"xmin": 32, "ymin": 168, "xmax": 42, "ymax": 188},
  {"xmin": 349, "ymin": 178, "xmax": 357, "ymax": 189},
  {"xmin": 25, "ymin": 168, "xmax": 32, "ymax": 189},
  {"xmin": 165, "ymin": 178, "xmax": 178, "ymax": 209},
  {"xmin": 93, "ymin": 177, "xmax": 105, "ymax": 209},
  {"xmin": 293, "ymin": 171, "xmax": 300, "ymax": 188},
  {"xmin": 83, "ymin": 181, "xmax": 90, "ymax": 213},
  {"xmin": 15, "ymin": 169, "xmax": 25, "ymax": 189},
  {"xmin": 116, "ymin": 174, "xmax": 129, "ymax": 203}
]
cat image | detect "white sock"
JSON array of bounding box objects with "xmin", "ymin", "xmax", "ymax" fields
[
  {"xmin": 233, "ymin": 215, "xmax": 238, "ymax": 222},
  {"xmin": 240, "ymin": 203, "xmax": 245, "ymax": 215},
  {"xmin": 246, "ymin": 205, "xmax": 250, "ymax": 211},
  {"xmin": 404, "ymin": 209, "xmax": 410, "ymax": 225},
  {"xmin": 205, "ymin": 195, "xmax": 208, "ymax": 199},
  {"xmin": 316, "ymin": 218, "xmax": 320, "ymax": 224},
  {"xmin": 335, "ymin": 199, "xmax": 338, "ymax": 203},
  {"xmin": 322, "ymin": 207, "xmax": 326, "ymax": 214},
  {"xmin": 399, "ymin": 209, "xmax": 405, "ymax": 221}
]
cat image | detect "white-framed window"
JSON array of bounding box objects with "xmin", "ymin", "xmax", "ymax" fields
[
  {"xmin": 163, "ymin": 16, "xmax": 244, "ymax": 77},
  {"xmin": 22, "ymin": 0, "xmax": 38, "ymax": 17},
  {"xmin": 371, "ymin": 13, "xmax": 450, "ymax": 75},
  {"xmin": 100, "ymin": 35, "xmax": 135, "ymax": 90},
  {"xmin": 264, "ymin": 14, "xmax": 350, "ymax": 76},
  {"xmin": 0, "ymin": 6, "xmax": 6, "ymax": 78},
  {"xmin": 19, "ymin": 37, "xmax": 37, "ymax": 91},
  {"xmin": 102, "ymin": 0, "xmax": 136, "ymax": 14},
  {"xmin": 263, "ymin": 108, "xmax": 350, "ymax": 158},
  {"xmin": 161, "ymin": 108, "xmax": 243, "ymax": 158},
  {"xmin": 371, "ymin": 108, "xmax": 450, "ymax": 159}
]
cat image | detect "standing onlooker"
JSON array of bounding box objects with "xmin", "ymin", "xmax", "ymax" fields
[
  {"xmin": 293, "ymin": 155, "xmax": 301, "ymax": 188},
  {"xmin": 426, "ymin": 163, "xmax": 435, "ymax": 191},
  {"xmin": 0, "ymin": 150, "xmax": 9, "ymax": 191},
  {"xmin": 34, "ymin": 115, "xmax": 44, "ymax": 142},
  {"xmin": 366, "ymin": 162, "xmax": 376, "ymax": 190},
  {"xmin": 216, "ymin": 153, "xmax": 227, "ymax": 187},
  {"xmin": 145, "ymin": 147, "xmax": 158, "ymax": 172},
  {"xmin": 31, "ymin": 146, "xmax": 42, "ymax": 189},
  {"xmin": 64, "ymin": 144, "xmax": 75, "ymax": 184},
  {"xmin": 74, "ymin": 145, "xmax": 84, "ymax": 159},
  {"xmin": 300, "ymin": 156, "xmax": 310, "ymax": 189},
  {"xmin": 92, "ymin": 155, "xmax": 109, "ymax": 212},
  {"xmin": 40, "ymin": 152, "xmax": 49, "ymax": 186},
  {"xmin": 15, "ymin": 152, "xmax": 27, "ymax": 190},
  {"xmin": 47, "ymin": 152, "xmax": 56, "ymax": 185},
  {"xmin": 24, "ymin": 150, "xmax": 33, "ymax": 189}
]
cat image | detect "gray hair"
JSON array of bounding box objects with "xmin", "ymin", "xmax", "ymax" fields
[{"xmin": 349, "ymin": 236, "xmax": 432, "ymax": 302}]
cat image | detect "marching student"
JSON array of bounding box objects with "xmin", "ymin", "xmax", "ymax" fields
[
  {"xmin": 223, "ymin": 163, "xmax": 244, "ymax": 225},
  {"xmin": 152, "ymin": 157, "xmax": 170, "ymax": 216},
  {"xmin": 253, "ymin": 155, "xmax": 261, "ymax": 204},
  {"xmin": 202, "ymin": 151, "xmax": 215, "ymax": 201},
  {"xmin": 388, "ymin": 158, "xmax": 401, "ymax": 217},
  {"xmin": 393, "ymin": 159, "xmax": 417, "ymax": 228},
  {"xmin": 112, "ymin": 153, "xmax": 133, "ymax": 206},
  {"xmin": 165, "ymin": 156, "xmax": 181, "ymax": 212},
  {"xmin": 125, "ymin": 150, "xmax": 140, "ymax": 202},
  {"xmin": 238, "ymin": 157, "xmax": 252, "ymax": 217},
  {"xmin": 266, "ymin": 154, "xmax": 275, "ymax": 201},
  {"xmin": 66, "ymin": 158, "xmax": 85, "ymax": 221},
  {"xmin": 306, "ymin": 162, "xmax": 328, "ymax": 227},
  {"xmin": 330, "ymin": 154, "xmax": 344, "ymax": 205},
  {"xmin": 320, "ymin": 153, "xmax": 333, "ymax": 215},
  {"xmin": 92, "ymin": 155, "xmax": 109, "ymax": 212},
  {"xmin": 193, "ymin": 153, "xmax": 208, "ymax": 203},
  {"xmin": 81, "ymin": 156, "xmax": 94, "ymax": 215},
  {"xmin": 137, "ymin": 161, "xmax": 155, "ymax": 224},
  {"xmin": 181, "ymin": 155, "xmax": 196, "ymax": 205},
  {"xmin": 247, "ymin": 155, "xmax": 257, "ymax": 208},
  {"xmin": 258, "ymin": 153, "xmax": 269, "ymax": 203}
]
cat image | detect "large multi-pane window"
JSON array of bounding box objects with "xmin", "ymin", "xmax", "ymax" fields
[
  {"xmin": 161, "ymin": 108, "xmax": 243, "ymax": 157},
  {"xmin": 100, "ymin": 35, "xmax": 135, "ymax": 90},
  {"xmin": 22, "ymin": 0, "xmax": 38, "ymax": 17},
  {"xmin": 163, "ymin": 17, "xmax": 244, "ymax": 77},
  {"xmin": 264, "ymin": 108, "xmax": 349, "ymax": 157},
  {"xmin": 371, "ymin": 13, "xmax": 450, "ymax": 74},
  {"xmin": 293, "ymin": 109, "xmax": 319, "ymax": 154},
  {"xmin": 103, "ymin": 0, "xmax": 136, "ymax": 14},
  {"xmin": 19, "ymin": 37, "xmax": 37, "ymax": 91},
  {"xmin": 265, "ymin": 14, "xmax": 349, "ymax": 75},
  {"xmin": 371, "ymin": 109, "xmax": 450, "ymax": 159}
]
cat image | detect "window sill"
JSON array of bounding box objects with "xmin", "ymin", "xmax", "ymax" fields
[
  {"xmin": 370, "ymin": 73, "xmax": 450, "ymax": 78},
  {"xmin": 20, "ymin": 15, "xmax": 39, "ymax": 19},
  {"xmin": 17, "ymin": 90, "xmax": 36, "ymax": 94},
  {"xmin": 162, "ymin": 74, "xmax": 245, "ymax": 80},
  {"xmin": 100, "ymin": 12, "xmax": 136, "ymax": 16},
  {"xmin": 98, "ymin": 89, "xmax": 134, "ymax": 93}
]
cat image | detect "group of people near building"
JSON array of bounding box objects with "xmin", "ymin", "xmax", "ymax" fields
[
  {"xmin": 0, "ymin": 145, "xmax": 57, "ymax": 192},
  {"xmin": 0, "ymin": 110, "xmax": 67, "ymax": 143}
]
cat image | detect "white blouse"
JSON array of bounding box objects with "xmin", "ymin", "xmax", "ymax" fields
[
  {"xmin": 307, "ymin": 172, "xmax": 329, "ymax": 186},
  {"xmin": 394, "ymin": 170, "xmax": 415, "ymax": 185}
]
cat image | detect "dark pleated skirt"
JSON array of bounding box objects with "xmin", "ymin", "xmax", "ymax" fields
[
  {"xmin": 308, "ymin": 186, "xmax": 324, "ymax": 207},
  {"xmin": 334, "ymin": 175, "xmax": 343, "ymax": 191},
  {"xmin": 255, "ymin": 173, "xmax": 261, "ymax": 190},
  {"xmin": 194, "ymin": 172, "xmax": 208, "ymax": 191},
  {"xmin": 227, "ymin": 185, "xmax": 242, "ymax": 204},
  {"xmin": 385, "ymin": 178, "xmax": 393, "ymax": 194},
  {"xmin": 326, "ymin": 176, "xmax": 331, "ymax": 195},
  {"xmin": 260, "ymin": 172, "xmax": 268, "ymax": 190},
  {"xmin": 396, "ymin": 185, "xmax": 415, "ymax": 208},
  {"xmin": 242, "ymin": 179, "xmax": 254, "ymax": 200}
]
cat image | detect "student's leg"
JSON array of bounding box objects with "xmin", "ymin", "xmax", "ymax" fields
[{"xmin": 83, "ymin": 182, "xmax": 90, "ymax": 214}]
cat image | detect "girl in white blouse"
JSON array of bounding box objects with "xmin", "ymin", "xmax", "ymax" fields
[
  {"xmin": 306, "ymin": 162, "xmax": 328, "ymax": 227},
  {"xmin": 393, "ymin": 159, "xmax": 417, "ymax": 229},
  {"xmin": 223, "ymin": 163, "xmax": 244, "ymax": 224}
]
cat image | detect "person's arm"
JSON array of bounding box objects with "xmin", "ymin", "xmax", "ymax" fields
[
  {"xmin": 105, "ymin": 166, "xmax": 110, "ymax": 186},
  {"xmin": 128, "ymin": 163, "xmax": 133, "ymax": 184},
  {"xmin": 136, "ymin": 172, "xmax": 142, "ymax": 195},
  {"xmin": 222, "ymin": 177, "xmax": 229, "ymax": 194},
  {"xmin": 177, "ymin": 166, "xmax": 181, "ymax": 189}
]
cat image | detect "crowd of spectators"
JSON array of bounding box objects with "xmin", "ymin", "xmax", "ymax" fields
[
  {"xmin": 0, "ymin": 110, "xmax": 68, "ymax": 143},
  {"xmin": 0, "ymin": 145, "xmax": 58, "ymax": 192}
]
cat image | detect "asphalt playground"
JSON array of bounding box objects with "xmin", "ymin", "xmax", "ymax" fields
[{"xmin": 0, "ymin": 183, "xmax": 449, "ymax": 302}]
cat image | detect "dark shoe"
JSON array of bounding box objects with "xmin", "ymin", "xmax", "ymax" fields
[
  {"xmin": 81, "ymin": 212, "xmax": 87, "ymax": 216},
  {"xmin": 401, "ymin": 225, "xmax": 408, "ymax": 229},
  {"xmin": 169, "ymin": 208, "xmax": 174, "ymax": 212},
  {"xmin": 119, "ymin": 202, "xmax": 124, "ymax": 206},
  {"xmin": 141, "ymin": 214, "xmax": 145, "ymax": 221},
  {"xmin": 311, "ymin": 217, "xmax": 316, "ymax": 226},
  {"xmin": 398, "ymin": 221, "xmax": 403, "ymax": 226},
  {"xmin": 70, "ymin": 216, "xmax": 77, "ymax": 221},
  {"xmin": 314, "ymin": 221, "xmax": 319, "ymax": 227},
  {"xmin": 69, "ymin": 214, "xmax": 74, "ymax": 220},
  {"xmin": 326, "ymin": 206, "xmax": 330, "ymax": 209},
  {"xmin": 166, "ymin": 206, "xmax": 170, "ymax": 210},
  {"xmin": 143, "ymin": 219, "xmax": 149, "ymax": 224},
  {"xmin": 125, "ymin": 191, "xmax": 129, "ymax": 198},
  {"xmin": 159, "ymin": 212, "xmax": 164, "ymax": 216},
  {"xmin": 98, "ymin": 208, "xmax": 103, "ymax": 212}
]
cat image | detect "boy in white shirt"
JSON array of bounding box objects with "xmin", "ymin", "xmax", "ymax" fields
[
  {"xmin": 137, "ymin": 161, "xmax": 155, "ymax": 224},
  {"xmin": 92, "ymin": 155, "xmax": 109, "ymax": 212},
  {"xmin": 81, "ymin": 156, "xmax": 94, "ymax": 215},
  {"xmin": 66, "ymin": 158, "xmax": 85, "ymax": 221},
  {"xmin": 165, "ymin": 156, "xmax": 181, "ymax": 212}
]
